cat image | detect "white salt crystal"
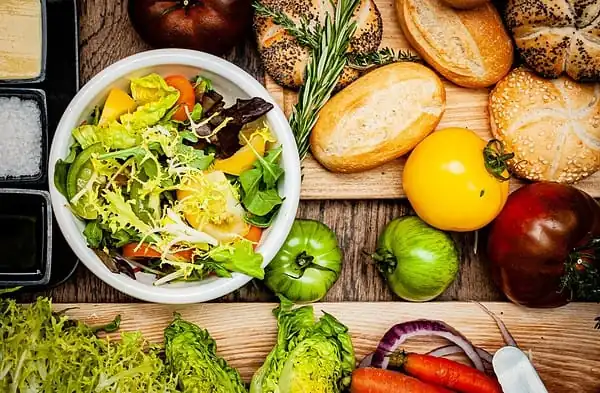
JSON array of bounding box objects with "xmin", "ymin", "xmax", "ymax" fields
[{"xmin": 0, "ymin": 96, "xmax": 42, "ymax": 178}]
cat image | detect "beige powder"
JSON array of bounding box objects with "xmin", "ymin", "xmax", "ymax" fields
[{"xmin": 0, "ymin": 0, "xmax": 42, "ymax": 80}]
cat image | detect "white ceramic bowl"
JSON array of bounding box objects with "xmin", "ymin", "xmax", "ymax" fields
[{"xmin": 49, "ymin": 49, "xmax": 301, "ymax": 304}]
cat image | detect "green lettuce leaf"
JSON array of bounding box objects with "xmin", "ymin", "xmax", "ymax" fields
[
  {"xmin": 72, "ymin": 122, "xmax": 140, "ymax": 151},
  {"xmin": 207, "ymin": 239, "xmax": 264, "ymax": 279},
  {"xmin": 72, "ymin": 124, "xmax": 100, "ymax": 149},
  {"xmin": 250, "ymin": 299, "xmax": 355, "ymax": 393},
  {"xmin": 121, "ymin": 74, "xmax": 179, "ymax": 129},
  {"xmin": 164, "ymin": 315, "xmax": 247, "ymax": 393},
  {"xmin": 0, "ymin": 297, "xmax": 178, "ymax": 393}
]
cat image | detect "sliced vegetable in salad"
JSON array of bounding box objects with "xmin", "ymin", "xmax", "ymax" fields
[{"xmin": 55, "ymin": 73, "xmax": 284, "ymax": 285}]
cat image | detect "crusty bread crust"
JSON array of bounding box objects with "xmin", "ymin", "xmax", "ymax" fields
[
  {"xmin": 440, "ymin": 0, "xmax": 490, "ymax": 9},
  {"xmin": 489, "ymin": 67, "xmax": 600, "ymax": 184},
  {"xmin": 311, "ymin": 62, "xmax": 446, "ymax": 173},
  {"xmin": 396, "ymin": 0, "xmax": 513, "ymax": 88},
  {"xmin": 506, "ymin": 0, "xmax": 600, "ymax": 81},
  {"xmin": 254, "ymin": 0, "xmax": 382, "ymax": 90}
]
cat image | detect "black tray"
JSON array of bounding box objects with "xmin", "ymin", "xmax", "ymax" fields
[{"xmin": 1, "ymin": 0, "xmax": 80, "ymax": 289}]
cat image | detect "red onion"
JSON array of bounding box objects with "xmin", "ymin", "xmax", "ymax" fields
[
  {"xmin": 426, "ymin": 344, "xmax": 493, "ymax": 364},
  {"xmin": 369, "ymin": 319, "xmax": 486, "ymax": 372},
  {"xmin": 475, "ymin": 302, "xmax": 518, "ymax": 347}
]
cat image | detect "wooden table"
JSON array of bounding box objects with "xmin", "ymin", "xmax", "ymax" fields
[{"xmin": 15, "ymin": 0, "xmax": 502, "ymax": 303}]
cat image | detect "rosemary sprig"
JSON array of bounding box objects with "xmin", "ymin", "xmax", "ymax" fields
[
  {"xmin": 253, "ymin": 2, "xmax": 321, "ymax": 49},
  {"xmin": 348, "ymin": 48, "xmax": 421, "ymax": 70},
  {"xmin": 288, "ymin": 0, "xmax": 361, "ymax": 159}
]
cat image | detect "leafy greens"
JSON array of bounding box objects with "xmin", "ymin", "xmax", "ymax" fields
[
  {"xmin": 250, "ymin": 298, "xmax": 355, "ymax": 393},
  {"xmin": 165, "ymin": 315, "xmax": 247, "ymax": 393}
]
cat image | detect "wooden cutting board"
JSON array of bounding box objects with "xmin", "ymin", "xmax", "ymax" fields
[
  {"xmin": 265, "ymin": 0, "xmax": 600, "ymax": 200},
  {"xmin": 56, "ymin": 302, "xmax": 600, "ymax": 392}
]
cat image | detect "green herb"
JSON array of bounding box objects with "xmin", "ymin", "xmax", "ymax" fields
[
  {"xmin": 192, "ymin": 75, "xmax": 213, "ymax": 92},
  {"xmin": 253, "ymin": 2, "xmax": 321, "ymax": 49},
  {"xmin": 189, "ymin": 103, "xmax": 203, "ymax": 122},
  {"xmin": 239, "ymin": 146, "xmax": 285, "ymax": 219},
  {"xmin": 286, "ymin": 0, "xmax": 361, "ymax": 159},
  {"xmin": 0, "ymin": 287, "xmax": 22, "ymax": 295},
  {"xmin": 348, "ymin": 47, "xmax": 421, "ymax": 70},
  {"xmin": 91, "ymin": 314, "xmax": 122, "ymax": 334},
  {"xmin": 83, "ymin": 220, "xmax": 104, "ymax": 248},
  {"xmin": 245, "ymin": 210, "xmax": 279, "ymax": 228}
]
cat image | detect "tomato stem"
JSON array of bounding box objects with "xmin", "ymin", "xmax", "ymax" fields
[
  {"xmin": 483, "ymin": 139, "xmax": 513, "ymax": 182},
  {"xmin": 371, "ymin": 248, "xmax": 397, "ymax": 274},
  {"xmin": 560, "ymin": 238, "xmax": 600, "ymax": 301},
  {"xmin": 295, "ymin": 251, "xmax": 314, "ymax": 268}
]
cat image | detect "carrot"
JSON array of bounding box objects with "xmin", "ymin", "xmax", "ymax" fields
[
  {"xmin": 122, "ymin": 243, "xmax": 193, "ymax": 261},
  {"xmin": 165, "ymin": 75, "xmax": 196, "ymax": 122},
  {"xmin": 244, "ymin": 225, "xmax": 263, "ymax": 245},
  {"xmin": 393, "ymin": 353, "xmax": 502, "ymax": 393},
  {"xmin": 350, "ymin": 368, "xmax": 454, "ymax": 393}
]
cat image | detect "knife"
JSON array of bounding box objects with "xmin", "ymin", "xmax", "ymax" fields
[{"xmin": 492, "ymin": 346, "xmax": 549, "ymax": 393}]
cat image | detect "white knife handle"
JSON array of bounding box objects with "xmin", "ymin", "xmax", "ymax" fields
[{"xmin": 492, "ymin": 346, "xmax": 549, "ymax": 393}]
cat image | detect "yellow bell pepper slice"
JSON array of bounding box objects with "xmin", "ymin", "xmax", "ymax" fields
[
  {"xmin": 99, "ymin": 88, "xmax": 137, "ymax": 125},
  {"xmin": 213, "ymin": 134, "xmax": 266, "ymax": 175}
]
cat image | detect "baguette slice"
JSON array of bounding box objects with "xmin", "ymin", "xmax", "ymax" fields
[
  {"xmin": 396, "ymin": 0, "xmax": 513, "ymax": 88},
  {"xmin": 310, "ymin": 62, "xmax": 446, "ymax": 173}
]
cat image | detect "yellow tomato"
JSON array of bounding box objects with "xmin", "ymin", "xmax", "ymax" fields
[
  {"xmin": 212, "ymin": 134, "xmax": 266, "ymax": 175},
  {"xmin": 99, "ymin": 88, "xmax": 137, "ymax": 125},
  {"xmin": 403, "ymin": 127, "xmax": 510, "ymax": 232}
]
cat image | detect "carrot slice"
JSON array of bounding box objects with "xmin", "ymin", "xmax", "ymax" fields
[{"xmin": 165, "ymin": 75, "xmax": 196, "ymax": 122}]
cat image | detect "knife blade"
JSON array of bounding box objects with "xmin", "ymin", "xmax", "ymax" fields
[{"xmin": 492, "ymin": 346, "xmax": 549, "ymax": 393}]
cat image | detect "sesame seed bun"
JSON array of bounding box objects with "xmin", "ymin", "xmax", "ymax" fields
[
  {"xmin": 489, "ymin": 67, "xmax": 600, "ymax": 184},
  {"xmin": 506, "ymin": 0, "xmax": 600, "ymax": 82},
  {"xmin": 254, "ymin": 0, "xmax": 383, "ymax": 90}
]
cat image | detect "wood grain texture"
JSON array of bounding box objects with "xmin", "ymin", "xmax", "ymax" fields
[
  {"xmin": 267, "ymin": 0, "xmax": 600, "ymax": 199},
  {"xmin": 11, "ymin": 0, "xmax": 503, "ymax": 303},
  {"xmin": 55, "ymin": 302, "xmax": 600, "ymax": 392}
]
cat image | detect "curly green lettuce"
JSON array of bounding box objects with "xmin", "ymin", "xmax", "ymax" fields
[
  {"xmin": 0, "ymin": 297, "xmax": 178, "ymax": 393},
  {"xmin": 250, "ymin": 298, "xmax": 355, "ymax": 393},
  {"xmin": 165, "ymin": 315, "xmax": 247, "ymax": 393}
]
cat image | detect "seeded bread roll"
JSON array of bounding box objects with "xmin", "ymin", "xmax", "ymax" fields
[
  {"xmin": 506, "ymin": 0, "xmax": 600, "ymax": 81},
  {"xmin": 489, "ymin": 68, "xmax": 600, "ymax": 184},
  {"xmin": 254, "ymin": 0, "xmax": 383, "ymax": 90},
  {"xmin": 396, "ymin": 0, "xmax": 513, "ymax": 88}
]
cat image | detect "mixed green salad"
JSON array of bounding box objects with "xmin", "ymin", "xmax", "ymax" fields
[{"xmin": 54, "ymin": 73, "xmax": 284, "ymax": 285}]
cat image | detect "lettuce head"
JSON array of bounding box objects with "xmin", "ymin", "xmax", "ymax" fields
[
  {"xmin": 165, "ymin": 315, "xmax": 247, "ymax": 393},
  {"xmin": 250, "ymin": 298, "xmax": 355, "ymax": 393}
]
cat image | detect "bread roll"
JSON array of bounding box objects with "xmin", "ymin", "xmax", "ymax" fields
[
  {"xmin": 310, "ymin": 62, "xmax": 446, "ymax": 173},
  {"xmin": 489, "ymin": 68, "xmax": 600, "ymax": 184},
  {"xmin": 506, "ymin": 0, "xmax": 600, "ymax": 81},
  {"xmin": 396, "ymin": 0, "xmax": 513, "ymax": 88},
  {"xmin": 254, "ymin": 0, "xmax": 383, "ymax": 90},
  {"xmin": 441, "ymin": 0, "xmax": 490, "ymax": 9}
]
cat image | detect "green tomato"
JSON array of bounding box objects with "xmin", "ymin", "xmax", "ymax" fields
[
  {"xmin": 372, "ymin": 216, "xmax": 460, "ymax": 302},
  {"xmin": 265, "ymin": 219, "xmax": 342, "ymax": 303}
]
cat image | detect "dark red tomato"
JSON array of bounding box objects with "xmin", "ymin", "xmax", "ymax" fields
[
  {"xmin": 128, "ymin": 0, "xmax": 252, "ymax": 55},
  {"xmin": 486, "ymin": 182, "xmax": 600, "ymax": 308}
]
